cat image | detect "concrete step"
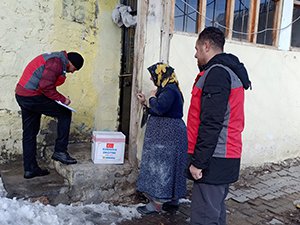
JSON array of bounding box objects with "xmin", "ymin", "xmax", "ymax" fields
[
  {"xmin": 0, "ymin": 157, "xmax": 69, "ymax": 205},
  {"xmin": 45, "ymin": 143, "xmax": 138, "ymax": 204},
  {"xmin": 0, "ymin": 143, "xmax": 138, "ymax": 205}
]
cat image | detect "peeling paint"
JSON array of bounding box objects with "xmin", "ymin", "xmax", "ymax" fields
[{"xmin": 0, "ymin": 0, "xmax": 122, "ymax": 160}]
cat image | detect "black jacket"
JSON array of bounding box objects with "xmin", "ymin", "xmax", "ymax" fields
[{"xmin": 188, "ymin": 53, "xmax": 250, "ymax": 184}]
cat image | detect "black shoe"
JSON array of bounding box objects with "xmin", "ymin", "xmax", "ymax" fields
[
  {"xmin": 24, "ymin": 167, "xmax": 50, "ymax": 179},
  {"xmin": 51, "ymin": 152, "xmax": 77, "ymax": 165},
  {"xmin": 162, "ymin": 202, "xmax": 179, "ymax": 212}
]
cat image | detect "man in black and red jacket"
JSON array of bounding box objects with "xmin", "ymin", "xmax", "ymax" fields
[
  {"xmin": 187, "ymin": 27, "xmax": 251, "ymax": 224},
  {"xmin": 15, "ymin": 51, "xmax": 84, "ymax": 179}
]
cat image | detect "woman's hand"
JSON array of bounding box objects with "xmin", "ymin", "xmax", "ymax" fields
[
  {"xmin": 137, "ymin": 92, "xmax": 146, "ymax": 105},
  {"xmin": 150, "ymin": 89, "xmax": 157, "ymax": 97}
]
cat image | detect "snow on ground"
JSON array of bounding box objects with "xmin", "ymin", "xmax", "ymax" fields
[
  {"xmin": 179, "ymin": 198, "xmax": 191, "ymax": 204},
  {"xmin": 0, "ymin": 178, "xmax": 191, "ymax": 225},
  {"xmin": 0, "ymin": 178, "xmax": 141, "ymax": 225}
]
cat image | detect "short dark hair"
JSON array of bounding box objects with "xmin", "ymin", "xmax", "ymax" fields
[{"xmin": 197, "ymin": 27, "xmax": 225, "ymax": 51}]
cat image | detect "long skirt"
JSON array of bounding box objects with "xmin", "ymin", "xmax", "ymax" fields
[{"xmin": 137, "ymin": 115, "xmax": 188, "ymax": 200}]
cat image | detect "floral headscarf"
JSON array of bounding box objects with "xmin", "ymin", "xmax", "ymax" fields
[
  {"xmin": 147, "ymin": 63, "xmax": 178, "ymax": 87},
  {"xmin": 147, "ymin": 62, "xmax": 184, "ymax": 101}
]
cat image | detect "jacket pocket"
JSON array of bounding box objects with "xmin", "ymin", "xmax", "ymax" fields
[
  {"xmin": 201, "ymin": 87, "xmax": 223, "ymax": 111},
  {"xmin": 202, "ymin": 90, "xmax": 221, "ymax": 98}
]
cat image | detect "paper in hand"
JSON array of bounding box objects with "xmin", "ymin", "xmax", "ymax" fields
[{"xmin": 55, "ymin": 100, "xmax": 76, "ymax": 112}]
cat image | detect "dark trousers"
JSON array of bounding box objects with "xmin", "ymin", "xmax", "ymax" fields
[
  {"xmin": 191, "ymin": 182, "xmax": 229, "ymax": 225},
  {"xmin": 15, "ymin": 94, "xmax": 72, "ymax": 171}
]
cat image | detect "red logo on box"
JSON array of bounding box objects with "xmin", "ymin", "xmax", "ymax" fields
[{"xmin": 106, "ymin": 143, "xmax": 114, "ymax": 148}]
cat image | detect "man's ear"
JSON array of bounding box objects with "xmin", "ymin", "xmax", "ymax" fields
[{"xmin": 204, "ymin": 40, "xmax": 211, "ymax": 52}]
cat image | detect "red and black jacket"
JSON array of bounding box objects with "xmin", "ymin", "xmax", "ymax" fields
[
  {"xmin": 15, "ymin": 51, "xmax": 69, "ymax": 103},
  {"xmin": 187, "ymin": 53, "xmax": 251, "ymax": 184}
]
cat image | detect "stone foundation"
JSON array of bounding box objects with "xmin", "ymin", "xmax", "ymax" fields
[{"xmin": 45, "ymin": 143, "xmax": 138, "ymax": 204}]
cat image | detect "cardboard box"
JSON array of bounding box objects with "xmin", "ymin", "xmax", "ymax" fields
[{"xmin": 91, "ymin": 131, "xmax": 126, "ymax": 164}]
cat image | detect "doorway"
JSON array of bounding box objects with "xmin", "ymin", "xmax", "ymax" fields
[{"xmin": 118, "ymin": 0, "xmax": 137, "ymax": 146}]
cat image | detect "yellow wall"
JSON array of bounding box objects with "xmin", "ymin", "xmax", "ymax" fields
[
  {"xmin": 49, "ymin": 0, "xmax": 122, "ymax": 140},
  {"xmin": 0, "ymin": 0, "xmax": 122, "ymax": 160}
]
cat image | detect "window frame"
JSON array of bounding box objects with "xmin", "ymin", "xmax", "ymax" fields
[
  {"xmin": 291, "ymin": 0, "xmax": 300, "ymax": 49},
  {"xmin": 173, "ymin": 0, "xmax": 283, "ymax": 47}
]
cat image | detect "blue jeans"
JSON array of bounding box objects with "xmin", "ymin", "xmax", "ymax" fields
[{"xmin": 16, "ymin": 94, "xmax": 72, "ymax": 171}]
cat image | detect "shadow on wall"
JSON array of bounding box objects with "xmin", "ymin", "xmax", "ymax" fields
[{"xmin": 38, "ymin": 119, "xmax": 92, "ymax": 157}]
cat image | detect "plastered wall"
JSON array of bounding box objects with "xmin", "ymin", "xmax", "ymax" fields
[
  {"xmin": 169, "ymin": 33, "xmax": 300, "ymax": 167},
  {"xmin": 0, "ymin": 1, "xmax": 55, "ymax": 160},
  {"xmin": 136, "ymin": 0, "xmax": 300, "ymax": 166},
  {"xmin": 0, "ymin": 0, "xmax": 121, "ymax": 161}
]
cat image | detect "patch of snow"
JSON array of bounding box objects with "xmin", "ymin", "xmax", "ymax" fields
[
  {"xmin": 0, "ymin": 178, "xmax": 141, "ymax": 225},
  {"xmin": 179, "ymin": 198, "xmax": 191, "ymax": 204}
]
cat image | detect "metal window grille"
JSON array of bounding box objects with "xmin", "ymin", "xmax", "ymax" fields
[
  {"xmin": 256, "ymin": 0, "xmax": 276, "ymax": 45},
  {"xmin": 174, "ymin": 0, "xmax": 198, "ymax": 33},
  {"xmin": 291, "ymin": 3, "xmax": 300, "ymax": 47},
  {"xmin": 233, "ymin": 0, "xmax": 250, "ymax": 40}
]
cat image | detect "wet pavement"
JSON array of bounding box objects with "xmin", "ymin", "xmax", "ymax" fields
[{"xmin": 119, "ymin": 158, "xmax": 300, "ymax": 225}]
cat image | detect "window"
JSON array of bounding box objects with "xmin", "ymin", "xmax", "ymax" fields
[
  {"xmin": 233, "ymin": 0, "xmax": 251, "ymax": 40},
  {"xmin": 291, "ymin": 1, "xmax": 300, "ymax": 48},
  {"xmin": 205, "ymin": 0, "xmax": 227, "ymax": 33},
  {"xmin": 174, "ymin": 0, "xmax": 282, "ymax": 47},
  {"xmin": 257, "ymin": 0, "xmax": 277, "ymax": 46},
  {"xmin": 174, "ymin": 0, "xmax": 198, "ymax": 33}
]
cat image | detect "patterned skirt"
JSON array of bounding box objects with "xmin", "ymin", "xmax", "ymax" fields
[{"xmin": 137, "ymin": 115, "xmax": 188, "ymax": 200}]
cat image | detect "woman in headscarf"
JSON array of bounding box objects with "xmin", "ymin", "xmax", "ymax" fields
[{"xmin": 136, "ymin": 62, "xmax": 188, "ymax": 214}]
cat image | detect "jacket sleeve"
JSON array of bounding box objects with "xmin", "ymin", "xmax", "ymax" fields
[
  {"xmin": 148, "ymin": 87, "xmax": 175, "ymax": 116},
  {"xmin": 191, "ymin": 67, "xmax": 231, "ymax": 169},
  {"xmin": 39, "ymin": 58, "xmax": 67, "ymax": 102}
]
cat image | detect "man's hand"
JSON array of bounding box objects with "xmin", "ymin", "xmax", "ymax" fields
[
  {"xmin": 64, "ymin": 98, "xmax": 71, "ymax": 105},
  {"xmin": 189, "ymin": 164, "xmax": 203, "ymax": 180}
]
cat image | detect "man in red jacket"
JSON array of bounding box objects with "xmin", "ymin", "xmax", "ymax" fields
[
  {"xmin": 187, "ymin": 27, "xmax": 251, "ymax": 224},
  {"xmin": 15, "ymin": 51, "xmax": 84, "ymax": 179}
]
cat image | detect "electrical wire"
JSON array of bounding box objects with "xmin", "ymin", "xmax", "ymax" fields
[{"xmin": 179, "ymin": 0, "xmax": 300, "ymax": 35}]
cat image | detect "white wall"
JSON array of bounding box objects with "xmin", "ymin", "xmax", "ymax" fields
[
  {"xmin": 136, "ymin": 1, "xmax": 300, "ymax": 167},
  {"xmin": 169, "ymin": 33, "xmax": 300, "ymax": 167}
]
